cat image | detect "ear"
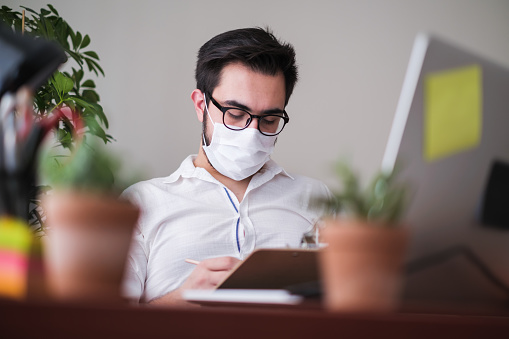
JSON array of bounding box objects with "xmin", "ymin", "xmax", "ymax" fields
[{"xmin": 191, "ymin": 89, "xmax": 206, "ymax": 122}]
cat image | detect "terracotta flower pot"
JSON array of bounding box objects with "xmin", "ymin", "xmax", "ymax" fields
[
  {"xmin": 319, "ymin": 219, "xmax": 408, "ymax": 312},
  {"xmin": 42, "ymin": 191, "xmax": 139, "ymax": 303}
]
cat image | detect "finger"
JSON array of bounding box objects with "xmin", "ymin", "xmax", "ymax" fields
[
  {"xmin": 208, "ymin": 270, "xmax": 233, "ymax": 287},
  {"xmin": 201, "ymin": 256, "xmax": 241, "ymax": 271},
  {"xmin": 183, "ymin": 266, "xmax": 233, "ymax": 290}
]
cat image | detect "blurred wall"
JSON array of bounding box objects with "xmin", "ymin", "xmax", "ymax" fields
[{"xmin": 5, "ymin": 0, "xmax": 509, "ymax": 189}]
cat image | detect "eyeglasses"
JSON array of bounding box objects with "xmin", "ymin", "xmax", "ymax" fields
[{"xmin": 208, "ymin": 94, "xmax": 289, "ymax": 136}]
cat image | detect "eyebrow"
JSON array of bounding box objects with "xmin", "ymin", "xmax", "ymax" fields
[{"xmin": 223, "ymin": 99, "xmax": 285, "ymax": 115}]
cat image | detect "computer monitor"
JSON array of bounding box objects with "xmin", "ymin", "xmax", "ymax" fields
[{"xmin": 382, "ymin": 33, "xmax": 509, "ymax": 307}]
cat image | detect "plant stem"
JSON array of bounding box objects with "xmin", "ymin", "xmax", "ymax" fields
[{"xmin": 48, "ymin": 99, "xmax": 64, "ymax": 114}]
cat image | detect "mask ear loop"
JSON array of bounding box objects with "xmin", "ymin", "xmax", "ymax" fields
[
  {"xmin": 203, "ymin": 93, "xmax": 215, "ymax": 124},
  {"xmin": 202, "ymin": 93, "xmax": 215, "ymax": 146}
]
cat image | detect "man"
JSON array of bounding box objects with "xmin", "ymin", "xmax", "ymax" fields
[{"xmin": 122, "ymin": 27, "xmax": 330, "ymax": 305}]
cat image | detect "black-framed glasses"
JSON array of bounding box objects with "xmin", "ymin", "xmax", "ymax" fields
[{"xmin": 208, "ymin": 94, "xmax": 289, "ymax": 136}]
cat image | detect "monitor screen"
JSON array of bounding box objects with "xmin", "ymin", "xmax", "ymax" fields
[{"xmin": 382, "ymin": 33, "xmax": 509, "ymax": 308}]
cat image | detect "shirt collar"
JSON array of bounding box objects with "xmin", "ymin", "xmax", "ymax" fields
[
  {"xmin": 162, "ymin": 155, "xmax": 293, "ymax": 185},
  {"xmin": 246, "ymin": 159, "xmax": 294, "ymax": 193},
  {"xmin": 162, "ymin": 155, "xmax": 210, "ymax": 184},
  {"xmin": 256, "ymin": 159, "xmax": 294, "ymax": 180}
]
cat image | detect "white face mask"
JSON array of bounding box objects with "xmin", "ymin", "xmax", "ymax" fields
[{"xmin": 202, "ymin": 94, "xmax": 277, "ymax": 181}]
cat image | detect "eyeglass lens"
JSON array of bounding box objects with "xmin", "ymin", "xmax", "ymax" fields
[{"xmin": 223, "ymin": 109, "xmax": 285, "ymax": 135}]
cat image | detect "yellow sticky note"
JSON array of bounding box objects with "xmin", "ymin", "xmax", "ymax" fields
[
  {"xmin": 424, "ymin": 64, "xmax": 482, "ymax": 162},
  {"xmin": 0, "ymin": 217, "xmax": 32, "ymax": 299}
]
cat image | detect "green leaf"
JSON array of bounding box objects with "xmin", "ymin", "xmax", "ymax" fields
[
  {"xmin": 68, "ymin": 96, "xmax": 93, "ymax": 110},
  {"xmin": 47, "ymin": 4, "xmax": 59, "ymax": 16},
  {"xmin": 72, "ymin": 68, "xmax": 84, "ymax": 85},
  {"xmin": 80, "ymin": 34, "xmax": 90, "ymax": 49},
  {"xmin": 84, "ymin": 58, "xmax": 96, "ymax": 76},
  {"xmin": 74, "ymin": 31, "xmax": 82, "ymax": 50},
  {"xmin": 87, "ymin": 58, "xmax": 105, "ymax": 76},
  {"xmin": 83, "ymin": 50, "xmax": 99, "ymax": 60},
  {"xmin": 66, "ymin": 49, "xmax": 83, "ymax": 66},
  {"xmin": 59, "ymin": 115, "xmax": 78, "ymax": 139},
  {"xmin": 82, "ymin": 90, "xmax": 100, "ymax": 103},
  {"xmin": 20, "ymin": 6, "xmax": 38, "ymax": 15},
  {"xmin": 81, "ymin": 79, "xmax": 96, "ymax": 88},
  {"xmin": 68, "ymin": 27, "xmax": 76, "ymax": 47},
  {"xmin": 91, "ymin": 103, "xmax": 108, "ymax": 128},
  {"xmin": 53, "ymin": 72, "xmax": 74, "ymax": 96},
  {"xmin": 71, "ymin": 30, "xmax": 82, "ymax": 50},
  {"xmin": 83, "ymin": 115, "xmax": 108, "ymax": 141},
  {"xmin": 105, "ymin": 134, "xmax": 115, "ymax": 143},
  {"xmin": 33, "ymin": 17, "xmax": 45, "ymax": 36},
  {"xmin": 54, "ymin": 18, "xmax": 69, "ymax": 47},
  {"xmin": 57, "ymin": 128, "xmax": 73, "ymax": 149}
]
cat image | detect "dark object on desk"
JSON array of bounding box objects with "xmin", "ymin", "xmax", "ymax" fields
[
  {"xmin": 0, "ymin": 23, "xmax": 66, "ymax": 97},
  {"xmin": 285, "ymin": 280, "xmax": 322, "ymax": 298},
  {"xmin": 479, "ymin": 160, "xmax": 509, "ymax": 230},
  {"xmin": 0, "ymin": 23, "xmax": 65, "ymax": 221}
]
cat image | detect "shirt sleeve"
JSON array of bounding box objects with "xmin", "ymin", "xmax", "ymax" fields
[
  {"xmin": 120, "ymin": 186, "xmax": 148, "ymax": 302},
  {"xmin": 305, "ymin": 177, "xmax": 335, "ymax": 223}
]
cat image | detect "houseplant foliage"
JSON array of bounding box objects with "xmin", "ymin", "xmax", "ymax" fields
[
  {"xmin": 40, "ymin": 140, "xmax": 118, "ymax": 194},
  {"xmin": 0, "ymin": 4, "xmax": 111, "ymax": 147},
  {"xmin": 0, "ymin": 4, "xmax": 112, "ymax": 231},
  {"xmin": 316, "ymin": 160, "xmax": 408, "ymax": 224},
  {"xmin": 316, "ymin": 160, "xmax": 410, "ymax": 312}
]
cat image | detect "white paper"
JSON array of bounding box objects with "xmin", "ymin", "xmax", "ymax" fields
[{"xmin": 182, "ymin": 289, "xmax": 303, "ymax": 305}]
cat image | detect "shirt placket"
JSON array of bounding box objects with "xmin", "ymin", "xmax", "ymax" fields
[{"xmin": 222, "ymin": 188, "xmax": 242, "ymax": 254}]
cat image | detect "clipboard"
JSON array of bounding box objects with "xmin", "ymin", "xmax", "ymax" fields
[
  {"xmin": 216, "ymin": 248, "xmax": 320, "ymax": 290},
  {"xmin": 183, "ymin": 248, "xmax": 321, "ymax": 306}
]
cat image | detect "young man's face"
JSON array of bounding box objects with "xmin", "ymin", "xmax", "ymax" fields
[{"xmin": 202, "ymin": 62, "xmax": 286, "ymax": 145}]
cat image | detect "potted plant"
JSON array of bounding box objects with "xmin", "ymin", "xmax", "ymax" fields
[
  {"xmin": 0, "ymin": 4, "xmax": 111, "ymax": 232},
  {"xmin": 39, "ymin": 139, "xmax": 139, "ymax": 303},
  {"xmin": 315, "ymin": 160, "xmax": 409, "ymax": 312}
]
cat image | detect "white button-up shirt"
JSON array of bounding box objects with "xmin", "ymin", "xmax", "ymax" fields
[{"xmin": 121, "ymin": 155, "xmax": 331, "ymax": 302}]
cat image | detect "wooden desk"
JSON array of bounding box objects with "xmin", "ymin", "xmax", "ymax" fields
[{"xmin": 1, "ymin": 298, "xmax": 509, "ymax": 339}]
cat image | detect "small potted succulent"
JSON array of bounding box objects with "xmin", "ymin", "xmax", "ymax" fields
[
  {"xmin": 39, "ymin": 139, "xmax": 140, "ymax": 303},
  {"xmin": 315, "ymin": 160, "xmax": 410, "ymax": 312}
]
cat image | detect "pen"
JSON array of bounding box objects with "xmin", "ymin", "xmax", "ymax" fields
[{"xmin": 185, "ymin": 258, "xmax": 200, "ymax": 265}]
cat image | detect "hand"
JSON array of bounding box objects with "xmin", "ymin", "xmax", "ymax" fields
[
  {"xmin": 180, "ymin": 256, "xmax": 241, "ymax": 290},
  {"xmin": 148, "ymin": 256, "xmax": 240, "ymax": 306}
]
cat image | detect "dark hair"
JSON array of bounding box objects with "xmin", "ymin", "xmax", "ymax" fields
[{"xmin": 195, "ymin": 27, "xmax": 298, "ymax": 106}]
